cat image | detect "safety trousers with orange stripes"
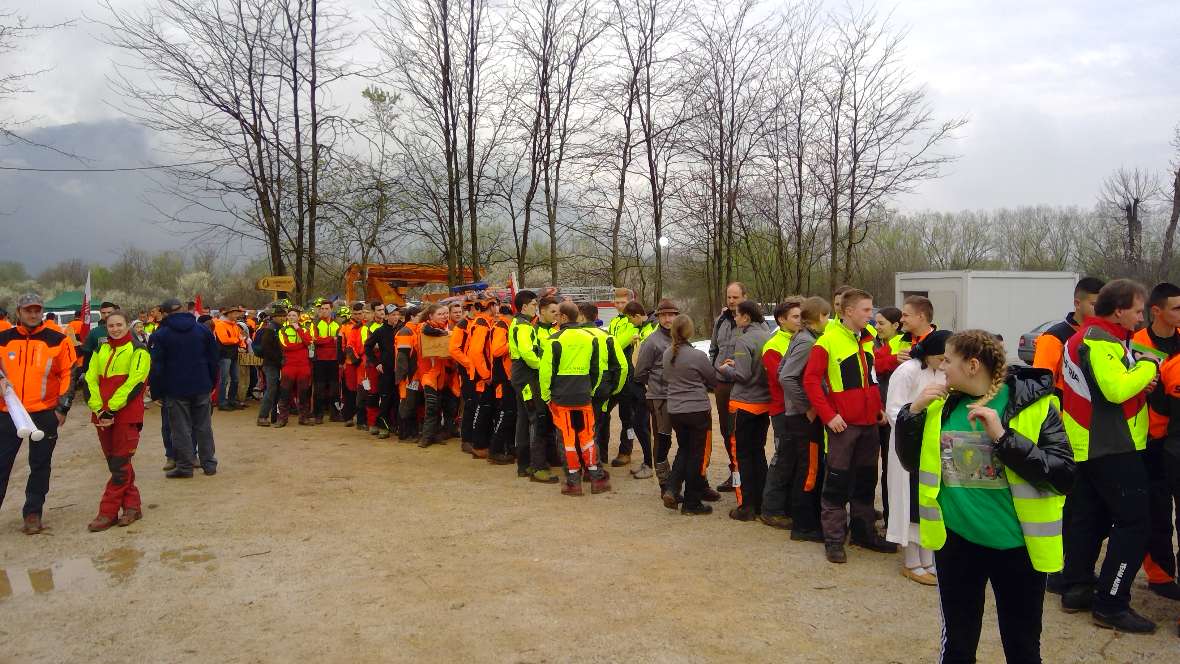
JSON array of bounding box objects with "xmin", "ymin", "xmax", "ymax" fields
[
  {"xmin": 549, "ymin": 404, "xmax": 604, "ymax": 479},
  {"xmin": 729, "ymin": 401, "xmax": 770, "ymax": 514},
  {"xmin": 783, "ymin": 413, "xmax": 824, "ymax": 534},
  {"xmin": 668, "ymin": 410, "xmax": 712, "ymax": 509}
]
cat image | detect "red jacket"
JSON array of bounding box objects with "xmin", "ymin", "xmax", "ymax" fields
[
  {"xmin": 310, "ymin": 319, "xmax": 340, "ymax": 361},
  {"xmin": 279, "ymin": 325, "xmax": 313, "ymax": 375},
  {"xmin": 802, "ymin": 322, "xmax": 882, "ymax": 427}
]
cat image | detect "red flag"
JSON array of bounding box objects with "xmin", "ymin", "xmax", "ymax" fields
[
  {"xmin": 194, "ymin": 294, "xmax": 203, "ymax": 315},
  {"xmin": 79, "ymin": 271, "xmax": 92, "ymax": 339}
]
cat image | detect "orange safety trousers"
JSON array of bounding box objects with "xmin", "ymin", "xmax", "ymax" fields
[
  {"xmin": 550, "ymin": 404, "xmax": 599, "ymax": 472},
  {"xmin": 94, "ymin": 420, "xmax": 141, "ymax": 518}
]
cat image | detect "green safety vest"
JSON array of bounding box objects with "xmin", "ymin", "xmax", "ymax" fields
[
  {"xmin": 814, "ymin": 319, "xmax": 874, "ymax": 392},
  {"xmin": 762, "ymin": 328, "xmax": 793, "ymax": 358},
  {"xmin": 915, "ymin": 395, "xmax": 1066, "ymax": 572},
  {"xmin": 585, "ymin": 325, "xmax": 628, "ymax": 403},
  {"xmin": 539, "ymin": 326, "xmax": 600, "ymax": 405}
]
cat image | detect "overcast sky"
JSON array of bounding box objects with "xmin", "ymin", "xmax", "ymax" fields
[{"xmin": 2, "ymin": 0, "xmax": 1178, "ymax": 272}]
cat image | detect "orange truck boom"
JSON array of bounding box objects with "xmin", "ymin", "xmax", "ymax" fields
[{"xmin": 344, "ymin": 263, "xmax": 477, "ymax": 306}]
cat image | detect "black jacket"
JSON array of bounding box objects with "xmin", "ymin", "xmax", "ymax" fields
[
  {"xmin": 896, "ymin": 365, "xmax": 1075, "ymax": 495},
  {"xmin": 365, "ymin": 323, "xmax": 398, "ymax": 373},
  {"xmin": 254, "ymin": 321, "xmax": 284, "ymax": 368}
]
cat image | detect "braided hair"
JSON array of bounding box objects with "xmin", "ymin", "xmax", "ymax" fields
[
  {"xmin": 669, "ymin": 314, "xmax": 695, "ymax": 366},
  {"xmin": 947, "ymin": 329, "xmax": 1008, "ymax": 407}
]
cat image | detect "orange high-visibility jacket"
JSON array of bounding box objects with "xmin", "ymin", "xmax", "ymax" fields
[{"xmin": 0, "ymin": 323, "xmax": 77, "ymax": 413}]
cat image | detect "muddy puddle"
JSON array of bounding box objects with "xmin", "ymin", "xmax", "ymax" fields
[{"xmin": 1, "ymin": 545, "xmax": 215, "ymax": 599}]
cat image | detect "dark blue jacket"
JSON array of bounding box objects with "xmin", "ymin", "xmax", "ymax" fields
[{"xmin": 149, "ymin": 312, "xmax": 219, "ymax": 399}]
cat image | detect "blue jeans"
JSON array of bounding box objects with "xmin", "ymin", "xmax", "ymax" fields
[{"xmin": 218, "ymin": 352, "xmax": 240, "ymax": 406}]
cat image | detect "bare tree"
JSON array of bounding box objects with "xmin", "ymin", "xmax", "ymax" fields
[
  {"xmin": 101, "ymin": 0, "xmax": 352, "ymax": 302},
  {"xmin": 1159, "ymin": 125, "xmax": 1180, "ymax": 275},
  {"xmin": 818, "ymin": 4, "xmax": 964, "ymax": 291},
  {"xmin": 1099, "ymin": 166, "xmax": 1159, "ymax": 269}
]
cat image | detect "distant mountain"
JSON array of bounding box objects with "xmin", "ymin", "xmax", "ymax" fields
[{"xmin": 0, "ymin": 120, "xmax": 195, "ymax": 272}]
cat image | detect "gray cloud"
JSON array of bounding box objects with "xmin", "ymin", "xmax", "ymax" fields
[{"xmin": 4, "ymin": 0, "xmax": 1179, "ymax": 268}]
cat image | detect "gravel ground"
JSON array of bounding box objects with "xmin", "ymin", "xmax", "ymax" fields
[{"xmin": 1, "ymin": 401, "xmax": 1178, "ymax": 663}]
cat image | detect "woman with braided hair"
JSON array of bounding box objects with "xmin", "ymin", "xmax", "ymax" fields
[
  {"xmin": 662, "ymin": 314, "xmax": 721, "ymax": 514},
  {"xmin": 896, "ymin": 330, "xmax": 1076, "ymax": 663}
]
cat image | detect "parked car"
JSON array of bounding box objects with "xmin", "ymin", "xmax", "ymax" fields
[{"xmin": 1017, "ymin": 320, "xmax": 1056, "ymax": 365}]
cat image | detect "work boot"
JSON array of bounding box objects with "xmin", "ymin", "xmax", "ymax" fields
[
  {"xmin": 357, "ymin": 423, "xmax": 369, "ymax": 432},
  {"xmin": 760, "ymin": 514, "xmax": 793, "ymax": 530},
  {"xmin": 701, "ymin": 487, "xmax": 721, "ymax": 502},
  {"xmin": 1061, "ymin": 585, "xmax": 1094, "ymax": 614},
  {"xmin": 471, "ymin": 447, "xmax": 489, "ymax": 459},
  {"xmin": 417, "ymin": 436, "xmax": 434, "ymax": 448},
  {"xmin": 298, "ymin": 415, "xmax": 312, "ymax": 426},
  {"xmin": 531, "ymin": 469, "xmax": 560, "ymax": 484},
  {"xmin": 729, "ymin": 506, "xmax": 756, "ymax": 521},
  {"xmin": 850, "ymin": 531, "xmax": 898, "ymax": 553},
  {"xmin": 610, "ymin": 454, "xmax": 631, "ymax": 468},
  {"xmin": 489, "ymin": 453, "xmax": 514, "ymax": 465},
  {"xmin": 655, "ymin": 461, "xmax": 671, "ymax": 485},
  {"xmin": 461, "ymin": 442, "xmax": 474, "ymax": 454},
  {"xmin": 315, "ymin": 416, "xmax": 324, "ymax": 425},
  {"xmin": 376, "ymin": 429, "xmax": 391, "ymax": 440},
  {"xmin": 790, "ymin": 529, "xmax": 825, "ymax": 543},
  {"xmin": 1092, "ymin": 608, "xmax": 1157, "ymax": 634},
  {"xmin": 22, "ymin": 514, "xmax": 44, "ymax": 535},
  {"xmin": 825, "ymin": 543, "xmax": 847, "ymax": 564},
  {"xmin": 661, "ymin": 491, "xmax": 681, "ymax": 510},
  {"xmin": 517, "ymin": 467, "xmax": 531, "ymax": 478},
  {"xmin": 590, "ymin": 475, "xmax": 612, "ymax": 494},
  {"xmin": 681, "ymin": 503, "xmax": 713, "ymax": 516},
  {"xmin": 344, "ymin": 420, "xmax": 355, "ymax": 428},
  {"xmin": 274, "ymin": 418, "xmax": 288, "ymax": 428},
  {"xmin": 256, "ymin": 418, "xmax": 270, "ymax": 427},
  {"xmin": 716, "ymin": 474, "xmax": 735, "ymax": 492},
  {"xmin": 1149, "ymin": 582, "xmax": 1180, "ymax": 601},
  {"xmin": 88, "ymin": 514, "xmax": 117, "ymax": 532},
  {"xmin": 631, "ymin": 464, "xmax": 653, "ymax": 479},
  {"xmin": 117, "ymin": 508, "xmax": 142, "ymax": 527},
  {"xmin": 165, "ymin": 468, "xmax": 194, "ymax": 479},
  {"xmin": 562, "ymin": 472, "xmax": 584, "ymax": 496},
  {"xmin": 162, "ymin": 458, "xmax": 177, "ymax": 471},
  {"xmin": 1046, "ymin": 572, "xmax": 1067, "ymax": 595}
]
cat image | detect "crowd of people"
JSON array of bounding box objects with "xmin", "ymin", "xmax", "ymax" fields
[{"xmin": 2, "ymin": 274, "xmax": 1180, "ymax": 660}]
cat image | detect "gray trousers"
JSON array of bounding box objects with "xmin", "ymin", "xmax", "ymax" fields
[
  {"xmin": 257, "ymin": 365, "xmax": 281, "ymax": 421},
  {"xmin": 167, "ymin": 394, "xmax": 217, "ymax": 473},
  {"xmin": 820, "ymin": 424, "xmax": 879, "ymax": 544}
]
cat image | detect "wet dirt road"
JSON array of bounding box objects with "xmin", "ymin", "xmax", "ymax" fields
[{"xmin": 1, "ymin": 404, "xmax": 1178, "ymax": 663}]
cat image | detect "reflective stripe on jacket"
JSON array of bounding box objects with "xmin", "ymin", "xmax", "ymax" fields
[
  {"xmin": 84, "ymin": 337, "xmax": 150, "ymax": 422},
  {"xmin": 1061, "ymin": 317, "xmax": 1155, "ymax": 462},
  {"xmin": 0, "ymin": 324, "xmax": 76, "ymax": 413}
]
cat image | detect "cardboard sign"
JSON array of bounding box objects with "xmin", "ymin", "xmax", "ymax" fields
[{"xmin": 420, "ymin": 332, "xmax": 451, "ymax": 358}]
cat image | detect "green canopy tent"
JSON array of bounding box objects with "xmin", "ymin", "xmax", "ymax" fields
[{"xmin": 43, "ymin": 291, "xmax": 86, "ymax": 311}]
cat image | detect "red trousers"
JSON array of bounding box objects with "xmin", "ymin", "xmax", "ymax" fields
[
  {"xmin": 95, "ymin": 420, "xmax": 142, "ymax": 518},
  {"xmin": 550, "ymin": 404, "xmax": 598, "ymax": 472}
]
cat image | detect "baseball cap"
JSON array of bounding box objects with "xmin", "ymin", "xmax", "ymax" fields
[
  {"xmin": 384, "ymin": 304, "xmax": 399, "ymax": 315},
  {"xmin": 159, "ymin": 298, "xmax": 183, "ymax": 313},
  {"xmin": 17, "ymin": 293, "xmax": 44, "ymax": 309}
]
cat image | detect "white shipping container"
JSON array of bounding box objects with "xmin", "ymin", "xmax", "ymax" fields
[{"xmin": 894, "ymin": 271, "xmax": 1079, "ymax": 362}]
